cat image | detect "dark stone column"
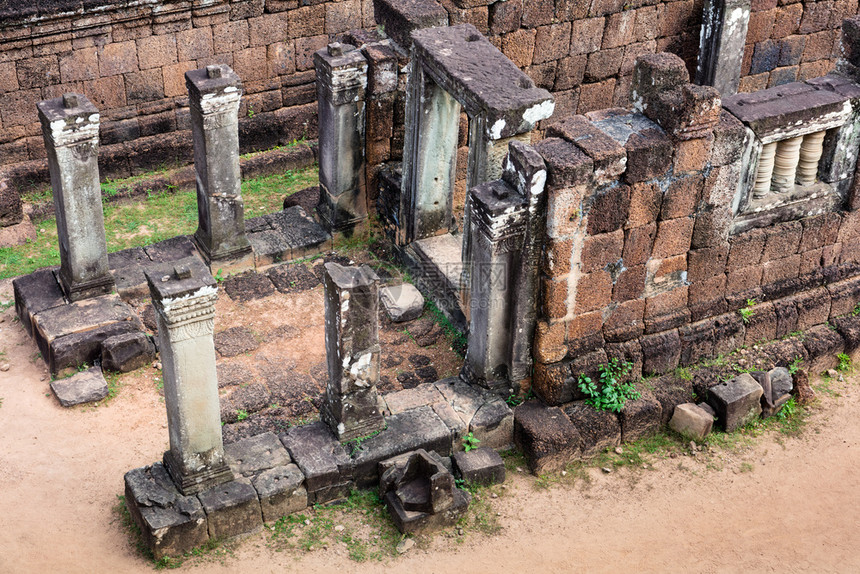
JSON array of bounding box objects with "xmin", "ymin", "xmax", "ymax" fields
[
  {"xmin": 321, "ymin": 262, "xmax": 386, "ymax": 441},
  {"xmin": 462, "ymin": 142, "xmax": 547, "ymax": 393},
  {"xmin": 315, "ymin": 43, "xmax": 369, "ymax": 233},
  {"xmin": 186, "ymin": 64, "xmax": 253, "ymax": 272},
  {"xmin": 37, "ymin": 93, "xmax": 115, "ymax": 301},
  {"xmin": 696, "ymin": 0, "xmax": 751, "ymax": 96},
  {"xmin": 146, "ymin": 265, "xmax": 233, "ymax": 495}
]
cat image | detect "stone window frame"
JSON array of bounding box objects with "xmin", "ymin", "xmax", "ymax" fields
[{"xmin": 725, "ymin": 78, "xmax": 860, "ymax": 234}]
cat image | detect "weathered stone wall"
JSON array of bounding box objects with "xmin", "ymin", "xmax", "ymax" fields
[
  {"xmin": 1, "ymin": 0, "xmax": 855, "ymax": 185},
  {"xmin": 530, "ymin": 50, "xmax": 860, "ymax": 406}
]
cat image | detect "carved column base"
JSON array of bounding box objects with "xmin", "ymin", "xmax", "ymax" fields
[
  {"xmin": 59, "ymin": 270, "xmax": 115, "ymax": 302},
  {"xmin": 163, "ymin": 450, "xmax": 234, "ymax": 496},
  {"xmin": 193, "ymin": 233, "xmax": 255, "ymax": 274}
]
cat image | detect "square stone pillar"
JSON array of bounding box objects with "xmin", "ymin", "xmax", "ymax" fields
[
  {"xmin": 186, "ymin": 65, "xmax": 253, "ymax": 272},
  {"xmin": 462, "ymin": 142, "xmax": 546, "ymax": 393},
  {"xmin": 321, "ymin": 262, "xmax": 386, "ymax": 441},
  {"xmin": 696, "ymin": 0, "xmax": 751, "ymax": 97},
  {"xmin": 146, "ymin": 265, "xmax": 233, "ymax": 495},
  {"xmin": 315, "ymin": 43, "xmax": 369, "ymax": 233},
  {"xmin": 37, "ymin": 93, "xmax": 114, "ymax": 301}
]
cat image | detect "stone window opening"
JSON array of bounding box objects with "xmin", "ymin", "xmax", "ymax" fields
[{"xmin": 751, "ymin": 129, "xmax": 828, "ymax": 199}]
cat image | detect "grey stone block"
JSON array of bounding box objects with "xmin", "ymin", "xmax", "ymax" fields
[
  {"xmin": 50, "ymin": 367, "xmax": 109, "ymax": 407},
  {"xmin": 349, "ymin": 405, "xmax": 453, "ymax": 487},
  {"xmin": 384, "ymin": 383, "xmax": 446, "ymax": 415},
  {"xmin": 564, "ymin": 401, "xmax": 621, "ymax": 458},
  {"xmin": 197, "ymin": 479, "xmax": 263, "ymax": 539},
  {"xmin": 707, "ymin": 373, "xmax": 763, "ymax": 432},
  {"xmin": 452, "ymin": 447, "xmax": 505, "ymax": 486},
  {"xmin": 280, "ymin": 422, "xmax": 352, "ymax": 502},
  {"xmin": 252, "ymin": 464, "xmax": 308, "ymax": 523},
  {"xmin": 470, "ymin": 397, "xmax": 514, "ymax": 450},
  {"xmin": 668, "ymin": 403, "xmax": 714, "ymax": 441},
  {"xmin": 101, "ymin": 331, "xmax": 156, "ymax": 373},
  {"xmin": 514, "ymin": 400, "xmax": 582, "ymax": 474},
  {"xmin": 12, "ymin": 267, "xmax": 64, "ymax": 337},
  {"xmin": 124, "ymin": 463, "xmax": 209, "ymax": 560},
  {"xmin": 619, "ymin": 393, "xmax": 662, "ymax": 443},
  {"xmin": 380, "ymin": 283, "xmax": 425, "ymax": 322},
  {"xmin": 224, "ymin": 432, "xmax": 291, "ymax": 477}
]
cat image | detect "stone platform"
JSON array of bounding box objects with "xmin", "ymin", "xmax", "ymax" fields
[{"xmin": 126, "ymin": 377, "xmax": 512, "ymax": 558}]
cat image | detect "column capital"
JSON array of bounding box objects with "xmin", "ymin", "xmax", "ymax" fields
[
  {"xmin": 185, "ymin": 65, "xmax": 243, "ymax": 114},
  {"xmin": 37, "ymin": 93, "xmax": 100, "ymax": 148}
]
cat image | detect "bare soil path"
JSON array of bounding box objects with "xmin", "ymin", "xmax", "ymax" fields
[{"xmin": 1, "ymin": 277, "xmax": 859, "ymax": 574}]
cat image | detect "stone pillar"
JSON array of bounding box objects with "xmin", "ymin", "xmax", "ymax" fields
[
  {"xmin": 186, "ymin": 64, "xmax": 253, "ymax": 271},
  {"xmin": 37, "ymin": 93, "xmax": 114, "ymax": 301},
  {"xmin": 462, "ymin": 143, "xmax": 547, "ymax": 393},
  {"xmin": 146, "ymin": 265, "xmax": 232, "ymax": 495},
  {"xmin": 400, "ymin": 61, "xmax": 461, "ymax": 245},
  {"xmin": 321, "ymin": 262, "xmax": 386, "ymax": 441},
  {"xmin": 696, "ymin": 0, "xmax": 751, "ymax": 97},
  {"xmin": 315, "ymin": 43, "xmax": 369, "ymax": 233}
]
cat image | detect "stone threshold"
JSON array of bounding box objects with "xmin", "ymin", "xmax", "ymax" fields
[{"xmin": 125, "ymin": 377, "xmax": 513, "ymax": 559}]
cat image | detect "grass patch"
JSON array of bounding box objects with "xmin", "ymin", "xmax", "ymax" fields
[
  {"xmin": 0, "ymin": 166, "xmax": 318, "ymax": 280},
  {"xmin": 425, "ymin": 299, "xmax": 467, "ymax": 357}
]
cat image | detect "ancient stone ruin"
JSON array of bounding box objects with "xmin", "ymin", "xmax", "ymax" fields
[{"xmin": 6, "ymin": 0, "xmax": 860, "ymax": 560}]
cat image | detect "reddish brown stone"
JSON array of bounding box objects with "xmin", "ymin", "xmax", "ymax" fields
[
  {"xmin": 602, "ymin": 10, "xmax": 636, "ymax": 49},
  {"xmin": 585, "ymin": 47, "xmax": 624, "ymax": 81},
  {"xmin": 688, "ymin": 246, "xmax": 728, "ymax": 282},
  {"xmin": 521, "ymin": 0, "xmax": 554, "ymax": 27},
  {"xmin": 673, "ymin": 136, "xmax": 712, "ymax": 173},
  {"xmin": 267, "ymin": 42, "xmax": 296, "ymax": 77},
  {"xmin": 802, "ymin": 30, "xmax": 836, "ymax": 62},
  {"xmin": 747, "ymin": 9, "xmax": 776, "ymax": 44},
  {"xmin": 744, "ymin": 300, "xmax": 777, "ymax": 346},
  {"xmin": 622, "ymin": 223, "xmax": 657, "ymax": 266},
  {"xmin": 726, "ymin": 265, "xmax": 764, "ymax": 294},
  {"xmin": 652, "ymin": 217, "xmax": 694, "ymax": 258},
  {"xmin": 534, "ymin": 320, "xmax": 569, "ymax": 364},
  {"xmin": 613, "ymin": 264, "xmax": 646, "ymax": 302},
  {"xmin": 587, "ymin": 185, "xmax": 630, "ymax": 235},
  {"xmin": 574, "ymin": 271, "xmax": 612, "ymax": 314},
  {"xmin": 162, "ymin": 61, "xmax": 195, "ymax": 97},
  {"xmin": 83, "ymin": 75, "xmax": 126, "ymax": 109},
  {"xmin": 799, "ymin": 212, "xmax": 840, "ymax": 252},
  {"xmin": 533, "ymin": 23, "xmax": 571, "ymax": 64},
  {"xmin": 288, "ymin": 5, "xmax": 325, "ymax": 37},
  {"xmin": 295, "ymin": 35, "xmax": 328, "ymax": 71},
  {"xmin": 761, "ymin": 254, "xmax": 801, "ymax": 285},
  {"xmin": 688, "ymin": 274, "xmax": 727, "ymax": 320},
  {"xmin": 659, "ymin": 0, "xmax": 696, "ymax": 37},
  {"xmin": 645, "ymin": 286, "xmax": 688, "ymax": 318},
  {"xmin": 633, "ymin": 6, "xmax": 658, "ymax": 42},
  {"xmin": 577, "ymin": 79, "xmax": 616, "ymax": 113},
  {"xmin": 570, "ymin": 17, "xmax": 605, "ymax": 54},
  {"xmin": 581, "ymin": 230, "xmax": 623, "ymax": 273},
  {"xmin": 640, "ymin": 329, "xmax": 681, "ymax": 375},
  {"xmin": 795, "ymin": 287, "xmax": 831, "ymax": 329},
  {"xmin": 176, "ymin": 27, "xmax": 214, "ymax": 62},
  {"xmin": 727, "ymin": 228, "xmax": 766, "ymax": 270},
  {"xmin": 566, "ymin": 310, "xmax": 605, "ymax": 354},
  {"xmin": 501, "ymin": 28, "xmax": 536, "ymax": 68},
  {"xmin": 58, "ymin": 47, "xmax": 98, "ymax": 83},
  {"xmin": 213, "ymin": 21, "xmax": 251, "ymax": 53},
  {"xmin": 489, "ymin": 0, "xmax": 522, "ymax": 35},
  {"xmin": 828, "ymin": 277, "xmax": 860, "ymax": 318},
  {"xmin": 623, "ymin": 128, "xmax": 671, "ymax": 184},
  {"xmin": 326, "ymin": 0, "xmax": 362, "ymax": 34},
  {"xmin": 532, "ymin": 361, "xmax": 571, "ymax": 406},
  {"xmin": 534, "ymin": 137, "xmax": 593, "ymax": 188},
  {"xmin": 679, "ymin": 319, "xmax": 715, "ymax": 366},
  {"xmin": 233, "ymin": 46, "xmax": 267, "ymax": 82},
  {"xmin": 650, "ymin": 254, "xmax": 687, "ymax": 280},
  {"xmin": 542, "ymin": 277, "xmax": 570, "ymax": 319},
  {"xmin": 543, "ymin": 238, "xmax": 574, "ymax": 277},
  {"xmin": 661, "ymin": 175, "xmax": 702, "ymax": 220},
  {"xmin": 626, "ymin": 182, "xmax": 662, "ymax": 228},
  {"xmin": 603, "ymin": 299, "xmax": 646, "ymax": 342},
  {"xmin": 125, "ymin": 69, "xmax": 163, "ymax": 104},
  {"xmin": 525, "ymin": 62, "xmax": 557, "ymax": 90},
  {"xmin": 554, "ymin": 55, "xmax": 587, "ymax": 91},
  {"xmin": 136, "ymin": 34, "xmax": 178, "ymax": 70},
  {"xmin": 762, "ymin": 221, "xmax": 802, "ymax": 260}
]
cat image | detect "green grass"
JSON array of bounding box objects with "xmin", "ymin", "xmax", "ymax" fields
[{"xmin": 0, "ymin": 166, "xmax": 318, "ymax": 280}]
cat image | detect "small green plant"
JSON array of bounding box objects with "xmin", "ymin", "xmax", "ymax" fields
[
  {"xmin": 236, "ymin": 409, "xmax": 249, "ymax": 421},
  {"xmin": 853, "ymin": 302, "xmax": 860, "ymax": 317},
  {"xmin": 214, "ymin": 268, "xmax": 224, "ymax": 283},
  {"xmin": 739, "ymin": 298, "xmax": 756, "ymax": 324},
  {"xmin": 345, "ymin": 429, "xmax": 383, "ymax": 452},
  {"xmin": 777, "ymin": 396, "xmax": 797, "ymax": 420},
  {"xmin": 836, "ymin": 352, "xmax": 852, "ymax": 373},
  {"xmin": 577, "ymin": 358, "xmax": 639, "ymax": 413},
  {"xmin": 247, "ymin": 105, "xmax": 255, "ymax": 118},
  {"xmin": 788, "ymin": 356, "xmax": 803, "ymax": 375},
  {"xmin": 673, "ymin": 366, "xmax": 693, "ymax": 381},
  {"xmin": 462, "ymin": 431, "xmax": 481, "ymax": 452}
]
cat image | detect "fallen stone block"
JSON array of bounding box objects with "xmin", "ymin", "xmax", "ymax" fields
[
  {"xmin": 668, "ymin": 403, "xmax": 714, "ymax": 441},
  {"xmin": 12, "ymin": 267, "xmax": 64, "ymax": 337},
  {"xmin": 384, "ymin": 383, "xmax": 446, "ymax": 415},
  {"xmin": 452, "ymin": 447, "xmax": 505, "ymax": 486},
  {"xmin": 514, "ymin": 400, "xmax": 582, "ymax": 474},
  {"xmin": 564, "ymin": 401, "xmax": 621, "ymax": 458},
  {"xmin": 252, "ymin": 464, "xmax": 307, "ymax": 523},
  {"xmin": 50, "ymin": 367, "xmax": 109, "ymax": 407},
  {"xmin": 765, "ymin": 366, "xmax": 794, "ymax": 417},
  {"xmin": 197, "ymin": 479, "xmax": 263, "ymax": 540},
  {"xmin": 380, "ymin": 283, "xmax": 425, "ymax": 322},
  {"xmin": 380, "ymin": 449, "xmax": 470, "ymax": 535},
  {"xmin": 349, "ymin": 405, "xmax": 453, "ymax": 487},
  {"xmin": 469, "ymin": 397, "xmax": 514, "ymax": 450},
  {"xmin": 280, "ymin": 422, "xmax": 353, "ymax": 504},
  {"xmin": 124, "ymin": 463, "xmax": 209, "ymax": 560},
  {"xmin": 707, "ymin": 373, "xmax": 763, "ymax": 431},
  {"xmin": 101, "ymin": 331, "xmax": 156, "ymax": 373},
  {"xmin": 651, "ymin": 374, "xmax": 694, "ymax": 425},
  {"xmin": 224, "ymin": 432, "xmax": 291, "ymax": 477},
  {"xmin": 619, "ymin": 392, "xmax": 662, "ymax": 443}
]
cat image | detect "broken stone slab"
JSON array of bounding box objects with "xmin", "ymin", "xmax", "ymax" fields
[
  {"xmin": 144, "ymin": 235, "xmax": 201, "ymax": 264},
  {"xmin": 383, "ymin": 383, "xmax": 446, "ymax": 415},
  {"xmin": 759, "ymin": 367, "xmax": 794, "ymax": 417},
  {"xmin": 410, "ymin": 25, "xmax": 554, "ymax": 139},
  {"xmin": 224, "ymin": 432, "xmax": 292, "ymax": 477},
  {"xmin": 50, "ymin": 366, "xmax": 109, "ymax": 407},
  {"xmin": 279, "ymin": 422, "xmax": 353, "ymax": 504},
  {"xmin": 619, "ymin": 392, "xmax": 662, "ymax": 443},
  {"xmin": 349, "ymin": 405, "xmax": 453, "ymax": 488},
  {"xmin": 31, "ymin": 293, "xmax": 143, "ymax": 375},
  {"xmin": 124, "ymin": 463, "xmax": 209, "ymax": 560},
  {"xmin": 452, "ymin": 447, "xmax": 505, "ymax": 486},
  {"xmin": 514, "ymin": 400, "xmax": 582, "ymax": 474},
  {"xmin": 707, "ymin": 373, "xmax": 763, "ymax": 432},
  {"xmin": 252, "ymin": 464, "xmax": 307, "ymax": 523},
  {"xmin": 469, "ymin": 396, "xmax": 514, "ymax": 450},
  {"xmin": 668, "ymin": 403, "xmax": 714, "ymax": 441},
  {"xmin": 698, "ymin": 402, "xmax": 716, "ymax": 417},
  {"xmin": 430, "ymin": 401, "xmax": 468, "ymax": 452},
  {"xmin": 109, "ymin": 247, "xmax": 152, "ymax": 299},
  {"xmin": 101, "ymin": 331, "xmax": 156, "ymax": 373},
  {"xmin": 564, "ymin": 401, "xmax": 621, "ymax": 458},
  {"xmin": 380, "ymin": 283, "xmax": 425, "ymax": 322},
  {"xmin": 197, "ymin": 478, "xmax": 263, "ymax": 540},
  {"xmin": 373, "ymin": 0, "xmax": 448, "ymax": 50},
  {"xmin": 379, "ymin": 449, "xmax": 470, "ymax": 535},
  {"xmin": 12, "ymin": 266, "xmax": 65, "ymax": 337}
]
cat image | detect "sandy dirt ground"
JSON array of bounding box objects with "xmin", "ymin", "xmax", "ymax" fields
[{"xmin": 1, "ymin": 276, "xmax": 859, "ymax": 574}]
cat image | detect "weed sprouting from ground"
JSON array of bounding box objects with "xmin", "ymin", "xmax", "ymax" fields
[{"xmin": 424, "ymin": 300, "xmax": 467, "ymax": 357}]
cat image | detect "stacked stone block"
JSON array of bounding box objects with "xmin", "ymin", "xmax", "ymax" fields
[{"xmin": 531, "ymin": 49, "xmax": 860, "ymax": 407}]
